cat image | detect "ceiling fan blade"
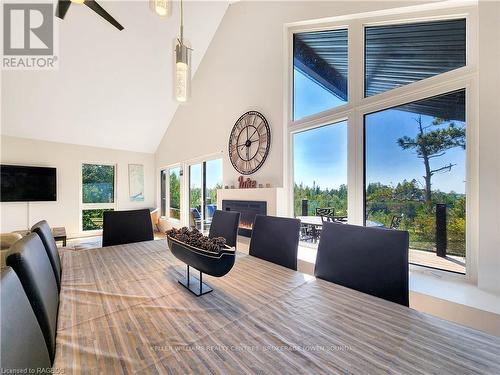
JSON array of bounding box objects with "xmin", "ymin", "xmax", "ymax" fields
[
  {"xmin": 55, "ymin": 0, "xmax": 71, "ymax": 19},
  {"xmin": 83, "ymin": 0, "xmax": 124, "ymax": 31}
]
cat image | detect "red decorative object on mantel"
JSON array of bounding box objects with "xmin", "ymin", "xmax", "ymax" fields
[{"xmin": 238, "ymin": 175, "xmax": 257, "ymax": 188}]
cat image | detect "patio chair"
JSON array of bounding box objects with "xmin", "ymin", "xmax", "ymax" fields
[
  {"xmin": 299, "ymin": 224, "xmax": 315, "ymax": 242},
  {"xmin": 206, "ymin": 204, "xmax": 217, "ymax": 218},
  {"xmin": 390, "ymin": 214, "xmax": 404, "ymax": 230},
  {"xmin": 189, "ymin": 208, "xmax": 202, "ymax": 229},
  {"xmin": 317, "ymin": 207, "xmax": 347, "ymax": 223}
]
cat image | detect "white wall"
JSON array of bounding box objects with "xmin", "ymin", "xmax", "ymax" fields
[
  {"xmin": 477, "ymin": 0, "xmax": 500, "ymax": 294},
  {"xmin": 0, "ymin": 136, "xmax": 155, "ymax": 237}
]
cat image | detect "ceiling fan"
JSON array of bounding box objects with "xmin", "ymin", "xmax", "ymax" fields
[{"xmin": 55, "ymin": 0, "xmax": 124, "ymax": 31}]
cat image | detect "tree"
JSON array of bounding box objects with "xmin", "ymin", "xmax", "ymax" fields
[{"xmin": 397, "ymin": 115, "xmax": 465, "ymax": 205}]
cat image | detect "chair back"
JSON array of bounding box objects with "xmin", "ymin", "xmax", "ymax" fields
[
  {"xmin": 1, "ymin": 267, "xmax": 52, "ymax": 370},
  {"xmin": 102, "ymin": 209, "xmax": 154, "ymax": 247},
  {"xmin": 208, "ymin": 210, "xmax": 240, "ymax": 248},
  {"xmin": 191, "ymin": 208, "xmax": 201, "ymax": 219},
  {"xmin": 249, "ymin": 215, "xmax": 300, "ymax": 270},
  {"xmin": 315, "ymin": 222, "xmax": 409, "ymax": 306},
  {"xmin": 317, "ymin": 208, "xmax": 335, "ymax": 223},
  {"xmin": 6, "ymin": 233, "xmax": 59, "ymax": 361},
  {"xmin": 206, "ymin": 204, "xmax": 217, "ymax": 218},
  {"xmin": 31, "ymin": 220, "xmax": 62, "ymax": 290},
  {"xmin": 390, "ymin": 215, "xmax": 403, "ymax": 230},
  {"xmin": 316, "ymin": 207, "xmax": 333, "ymax": 216}
]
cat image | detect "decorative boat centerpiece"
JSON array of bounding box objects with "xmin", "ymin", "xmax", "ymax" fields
[{"xmin": 167, "ymin": 227, "xmax": 236, "ymax": 296}]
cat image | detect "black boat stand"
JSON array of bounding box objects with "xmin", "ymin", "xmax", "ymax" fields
[{"xmin": 178, "ymin": 265, "xmax": 213, "ymax": 296}]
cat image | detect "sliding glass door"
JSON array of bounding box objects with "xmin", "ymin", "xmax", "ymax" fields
[
  {"xmin": 188, "ymin": 158, "xmax": 223, "ymax": 232},
  {"xmin": 189, "ymin": 164, "xmax": 203, "ymax": 230}
]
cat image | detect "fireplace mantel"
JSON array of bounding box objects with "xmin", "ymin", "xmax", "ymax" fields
[{"xmin": 216, "ymin": 188, "xmax": 287, "ymax": 217}]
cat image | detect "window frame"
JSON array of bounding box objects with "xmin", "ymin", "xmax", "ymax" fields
[
  {"xmin": 79, "ymin": 162, "xmax": 117, "ymax": 233},
  {"xmin": 292, "ymin": 26, "xmax": 350, "ymax": 121},
  {"xmin": 284, "ymin": 3, "xmax": 478, "ymax": 281},
  {"xmin": 159, "ymin": 164, "xmax": 183, "ymax": 223},
  {"xmin": 186, "ymin": 157, "xmax": 224, "ymax": 232}
]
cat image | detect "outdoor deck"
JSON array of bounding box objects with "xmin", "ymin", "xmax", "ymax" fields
[
  {"xmin": 298, "ymin": 240, "xmax": 465, "ymax": 274},
  {"xmin": 409, "ymin": 249, "xmax": 465, "ymax": 274}
]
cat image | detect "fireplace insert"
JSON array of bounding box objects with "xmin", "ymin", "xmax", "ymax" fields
[{"xmin": 221, "ymin": 200, "xmax": 267, "ymax": 237}]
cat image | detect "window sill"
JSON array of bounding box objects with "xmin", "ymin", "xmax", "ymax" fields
[
  {"xmin": 409, "ymin": 269, "xmax": 500, "ymax": 315},
  {"xmin": 297, "ymin": 245, "xmax": 500, "ymax": 315}
]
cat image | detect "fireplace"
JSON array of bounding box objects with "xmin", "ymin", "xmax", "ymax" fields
[{"xmin": 222, "ymin": 200, "xmax": 267, "ymax": 237}]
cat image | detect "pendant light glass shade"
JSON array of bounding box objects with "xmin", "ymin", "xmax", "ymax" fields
[
  {"xmin": 151, "ymin": 0, "xmax": 170, "ymax": 17},
  {"xmin": 174, "ymin": 41, "xmax": 191, "ymax": 102}
]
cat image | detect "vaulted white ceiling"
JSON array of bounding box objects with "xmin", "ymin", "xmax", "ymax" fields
[{"xmin": 1, "ymin": 1, "xmax": 229, "ymax": 153}]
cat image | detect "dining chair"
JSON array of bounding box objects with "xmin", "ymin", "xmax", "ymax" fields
[
  {"xmin": 314, "ymin": 222, "xmax": 409, "ymax": 306},
  {"xmin": 102, "ymin": 209, "xmax": 154, "ymax": 247},
  {"xmin": 249, "ymin": 215, "xmax": 301, "ymax": 270},
  {"xmin": 1, "ymin": 267, "xmax": 52, "ymax": 370},
  {"xmin": 31, "ymin": 220, "xmax": 62, "ymax": 291},
  {"xmin": 6, "ymin": 233, "xmax": 59, "ymax": 361},
  {"xmin": 208, "ymin": 210, "xmax": 240, "ymax": 249}
]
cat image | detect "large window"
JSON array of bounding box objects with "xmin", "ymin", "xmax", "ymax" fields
[
  {"xmin": 365, "ymin": 19, "xmax": 465, "ymax": 97},
  {"xmin": 81, "ymin": 163, "xmax": 115, "ymax": 231},
  {"xmin": 289, "ymin": 9, "xmax": 472, "ymax": 274},
  {"xmin": 365, "ymin": 90, "xmax": 466, "ymax": 273},
  {"xmin": 293, "ymin": 122, "xmax": 347, "ymax": 220},
  {"xmin": 293, "ymin": 29, "xmax": 348, "ymax": 120},
  {"xmin": 188, "ymin": 158, "xmax": 223, "ymax": 232}
]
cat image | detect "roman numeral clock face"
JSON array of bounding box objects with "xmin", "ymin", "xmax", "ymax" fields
[{"xmin": 228, "ymin": 111, "xmax": 271, "ymax": 175}]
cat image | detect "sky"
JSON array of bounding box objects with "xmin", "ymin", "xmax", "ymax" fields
[
  {"xmin": 189, "ymin": 159, "xmax": 223, "ymax": 190},
  {"xmin": 293, "ymin": 69, "xmax": 466, "ymax": 194}
]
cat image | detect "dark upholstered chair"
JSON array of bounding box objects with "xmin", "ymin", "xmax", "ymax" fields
[
  {"xmin": 314, "ymin": 222, "xmax": 409, "ymax": 306},
  {"xmin": 102, "ymin": 209, "xmax": 154, "ymax": 247},
  {"xmin": 1, "ymin": 267, "xmax": 52, "ymax": 370},
  {"xmin": 208, "ymin": 210, "xmax": 240, "ymax": 249},
  {"xmin": 6, "ymin": 233, "xmax": 59, "ymax": 361},
  {"xmin": 249, "ymin": 215, "xmax": 301, "ymax": 270},
  {"xmin": 31, "ymin": 220, "xmax": 62, "ymax": 290}
]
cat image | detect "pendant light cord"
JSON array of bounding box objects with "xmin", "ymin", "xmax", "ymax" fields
[{"xmin": 180, "ymin": 0, "xmax": 184, "ymax": 44}]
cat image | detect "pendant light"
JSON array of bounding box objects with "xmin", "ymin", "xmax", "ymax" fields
[
  {"xmin": 174, "ymin": 0, "xmax": 191, "ymax": 102},
  {"xmin": 151, "ymin": 0, "xmax": 170, "ymax": 17}
]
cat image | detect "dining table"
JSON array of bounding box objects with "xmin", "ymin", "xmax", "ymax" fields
[{"xmin": 53, "ymin": 239, "xmax": 500, "ymax": 374}]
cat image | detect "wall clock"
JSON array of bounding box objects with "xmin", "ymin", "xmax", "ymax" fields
[{"xmin": 228, "ymin": 111, "xmax": 271, "ymax": 175}]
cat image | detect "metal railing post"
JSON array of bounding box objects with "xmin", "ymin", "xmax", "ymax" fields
[{"xmin": 436, "ymin": 204, "xmax": 447, "ymax": 258}]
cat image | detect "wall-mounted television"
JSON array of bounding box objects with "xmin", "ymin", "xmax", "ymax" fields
[{"xmin": 0, "ymin": 165, "xmax": 57, "ymax": 202}]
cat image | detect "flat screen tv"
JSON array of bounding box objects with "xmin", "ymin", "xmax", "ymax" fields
[{"xmin": 0, "ymin": 165, "xmax": 57, "ymax": 202}]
